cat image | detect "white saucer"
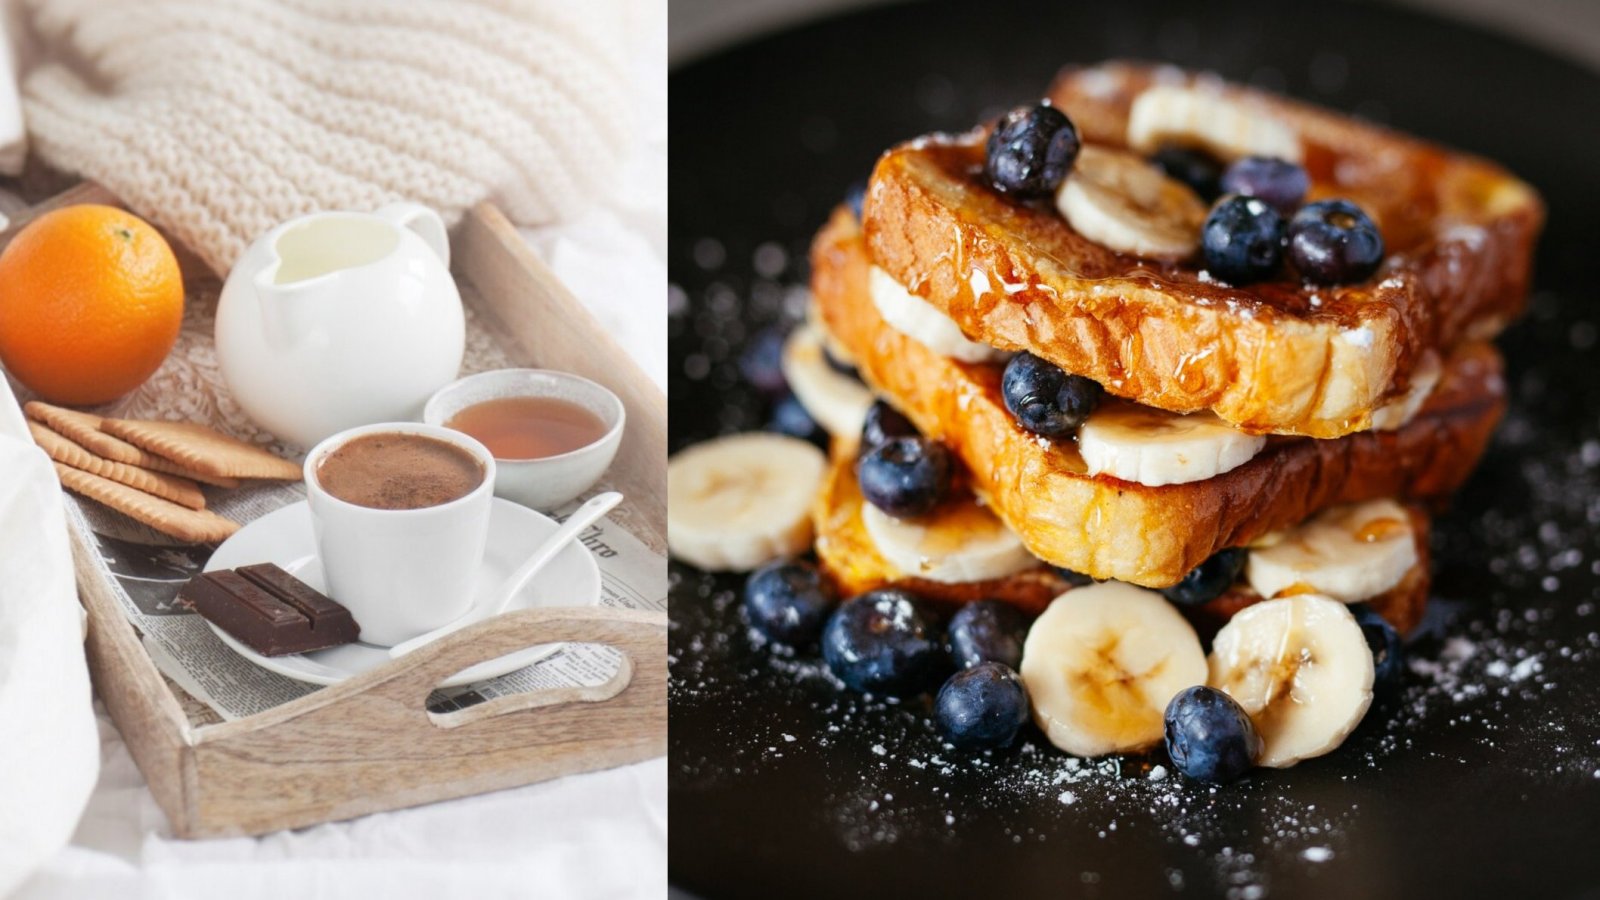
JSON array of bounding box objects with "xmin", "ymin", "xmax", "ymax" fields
[{"xmin": 203, "ymin": 499, "xmax": 602, "ymax": 687}]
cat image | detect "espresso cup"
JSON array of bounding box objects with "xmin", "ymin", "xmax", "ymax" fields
[{"xmin": 304, "ymin": 422, "xmax": 497, "ymax": 647}]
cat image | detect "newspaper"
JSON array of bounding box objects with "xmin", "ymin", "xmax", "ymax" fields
[{"xmin": 66, "ymin": 479, "xmax": 666, "ymax": 721}]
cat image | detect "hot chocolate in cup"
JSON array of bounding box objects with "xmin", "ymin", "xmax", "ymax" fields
[{"xmin": 304, "ymin": 423, "xmax": 497, "ymax": 647}]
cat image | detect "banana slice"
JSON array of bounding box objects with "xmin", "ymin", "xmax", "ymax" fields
[
  {"xmin": 861, "ymin": 495, "xmax": 1034, "ymax": 583},
  {"xmin": 781, "ymin": 324, "xmax": 873, "ymax": 439},
  {"xmin": 1078, "ymin": 401, "xmax": 1267, "ymax": 487},
  {"xmin": 868, "ymin": 266, "xmax": 1007, "ymax": 364},
  {"xmin": 806, "ymin": 301, "xmax": 858, "ymax": 370},
  {"xmin": 1369, "ymin": 351, "xmax": 1441, "ymax": 431},
  {"xmin": 1245, "ymin": 499, "xmax": 1417, "ymax": 603},
  {"xmin": 1056, "ymin": 145, "xmax": 1208, "ymax": 260},
  {"xmin": 667, "ymin": 432, "xmax": 826, "ymax": 572},
  {"xmin": 1021, "ymin": 582, "xmax": 1208, "ymax": 757},
  {"xmin": 1208, "ymin": 595, "xmax": 1374, "ymax": 767},
  {"xmin": 1126, "ymin": 86, "xmax": 1303, "ymax": 163}
]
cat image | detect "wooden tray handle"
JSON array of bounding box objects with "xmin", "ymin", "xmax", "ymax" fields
[
  {"xmin": 191, "ymin": 604, "xmax": 666, "ymax": 836},
  {"xmin": 415, "ymin": 606, "xmax": 653, "ymax": 729},
  {"xmin": 427, "ymin": 654, "xmax": 633, "ymax": 730},
  {"xmin": 202, "ymin": 605, "xmax": 665, "ymax": 746},
  {"xmin": 389, "ymin": 605, "xmax": 660, "ymax": 722}
]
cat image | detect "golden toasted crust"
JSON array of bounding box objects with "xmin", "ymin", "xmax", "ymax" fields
[
  {"xmin": 814, "ymin": 441, "xmax": 1430, "ymax": 631},
  {"xmin": 861, "ymin": 62, "xmax": 1540, "ymax": 438},
  {"xmin": 812, "ymin": 447, "xmax": 1069, "ymax": 614},
  {"xmin": 814, "ymin": 208, "xmax": 1503, "ymax": 587},
  {"xmin": 1188, "ymin": 505, "xmax": 1432, "ymax": 637}
]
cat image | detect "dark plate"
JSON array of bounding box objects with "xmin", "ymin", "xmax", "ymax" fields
[{"xmin": 668, "ymin": 2, "xmax": 1600, "ymax": 897}]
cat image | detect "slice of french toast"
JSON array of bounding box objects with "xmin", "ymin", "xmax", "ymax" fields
[
  {"xmin": 862, "ymin": 61, "xmax": 1541, "ymax": 438},
  {"xmin": 812, "ymin": 443, "xmax": 1072, "ymax": 614},
  {"xmin": 814, "ymin": 207, "xmax": 1503, "ymax": 587},
  {"xmin": 812, "ymin": 446, "xmax": 1431, "ymax": 635}
]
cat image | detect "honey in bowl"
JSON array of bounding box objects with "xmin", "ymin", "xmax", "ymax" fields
[{"xmin": 445, "ymin": 395, "xmax": 609, "ymax": 460}]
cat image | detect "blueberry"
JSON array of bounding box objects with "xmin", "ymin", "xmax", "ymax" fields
[
  {"xmin": 860, "ymin": 399, "xmax": 918, "ymax": 452},
  {"xmin": 821, "ymin": 589, "xmax": 945, "ymax": 695},
  {"xmin": 1201, "ymin": 195, "xmax": 1286, "ymax": 285},
  {"xmin": 984, "ymin": 104, "xmax": 1080, "ymax": 199},
  {"xmin": 947, "ymin": 600, "xmax": 1031, "ymax": 670},
  {"xmin": 934, "ymin": 662, "xmax": 1030, "ymax": 750},
  {"xmin": 768, "ymin": 394, "xmax": 825, "ymax": 446},
  {"xmin": 1287, "ymin": 199, "xmax": 1385, "ymax": 285},
  {"xmin": 1403, "ymin": 596, "xmax": 1467, "ymax": 656},
  {"xmin": 1151, "ymin": 145, "xmax": 1223, "ymax": 202},
  {"xmin": 1161, "ymin": 548, "xmax": 1249, "ymax": 607},
  {"xmin": 743, "ymin": 559, "xmax": 836, "ymax": 646},
  {"xmin": 1163, "ymin": 685, "xmax": 1262, "ymax": 783},
  {"xmin": 845, "ymin": 180, "xmax": 867, "ymax": 220},
  {"xmin": 1052, "ymin": 567, "xmax": 1096, "ymax": 588},
  {"xmin": 1000, "ymin": 352, "xmax": 1104, "ymax": 437},
  {"xmin": 856, "ymin": 436, "xmax": 951, "ymax": 518},
  {"xmin": 822, "ymin": 345, "xmax": 860, "ymax": 379},
  {"xmin": 739, "ymin": 326, "xmax": 789, "ymax": 396},
  {"xmin": 1350, "ymin": 603, "xmax": 1405, "ymax": 691},
  {"xmin": 1219, "ymin": 156, "xmax": 1309, "ymax": 214}
]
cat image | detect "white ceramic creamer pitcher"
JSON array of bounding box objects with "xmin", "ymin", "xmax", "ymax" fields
[{"xmin": 215, "ymin": 203, "xmax": 465, "ymax": 449}]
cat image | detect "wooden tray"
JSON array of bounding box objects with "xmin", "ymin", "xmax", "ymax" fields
[{"xmin": 6, "ymin": 183, "xmax": 667, "ymax": 838}]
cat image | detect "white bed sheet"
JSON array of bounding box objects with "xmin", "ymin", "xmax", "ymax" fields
[{"xmin": 8, "ymin": 1, "xmax": 666, "ymax": 896}]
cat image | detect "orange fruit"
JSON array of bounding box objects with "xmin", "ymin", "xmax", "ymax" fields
[{"xmin": 0, "ymin": 204, "xmax": 184, "ymax": 405}]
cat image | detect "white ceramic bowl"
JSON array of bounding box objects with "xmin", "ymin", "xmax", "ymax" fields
[{"xmin": 423, "ymin": 369, "xmax": 624, "ymax": 511}]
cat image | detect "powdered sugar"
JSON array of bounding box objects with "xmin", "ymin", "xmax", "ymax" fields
[
  {"xmin": 671, "ymin": 430, "xmax": 1600, "ymax": 893},
  {"xmin": 671, "ymin": 214, "xmax": 1600, "ymax": 899},
  {"xmin": 671, "ymin": 384, "xmax": 1600, "ymax": 893}
]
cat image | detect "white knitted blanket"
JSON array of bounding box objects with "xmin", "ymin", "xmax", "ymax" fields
[{"xmin": 20, "ymin": 0, "xmax": 631, "ymax": 275}]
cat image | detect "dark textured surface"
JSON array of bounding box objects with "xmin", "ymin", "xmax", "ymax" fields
[{"xmin": 668, "ymin": 2, "xmax": 1600, "ymax": 897}]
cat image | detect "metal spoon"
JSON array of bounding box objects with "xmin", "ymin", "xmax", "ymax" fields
[{"xmin": 386, "ymin": 491, "xmax": 622, "ymax": 658}]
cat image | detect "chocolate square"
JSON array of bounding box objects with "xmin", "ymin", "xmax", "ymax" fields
[{"xmin": 180, "ymin": 565, "xmax": 361, "ymax": 657}]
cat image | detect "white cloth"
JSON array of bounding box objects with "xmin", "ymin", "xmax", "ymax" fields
[
  {"xmin": 523, "ymin": 0, "xmax": 668, "ymax": 391},
  {"xmin": 2, "ymin": 0, "xmax": 667, "ymax": 896},
  {"xmin": 0, "ymin": 379, "xmax": 98, "ymax": 899},
  {"xmin": 20, "ymin": 0, "xmax": 633, "ymax": 276},
  {"xmin": 17, "ymin": 712, "xmax": 666, "ymax": 899}
]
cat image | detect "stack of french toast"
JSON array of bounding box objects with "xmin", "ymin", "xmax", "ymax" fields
[{"xmin": 669, "ymin": 61, "xmax": 1541, "ymax": 779}]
